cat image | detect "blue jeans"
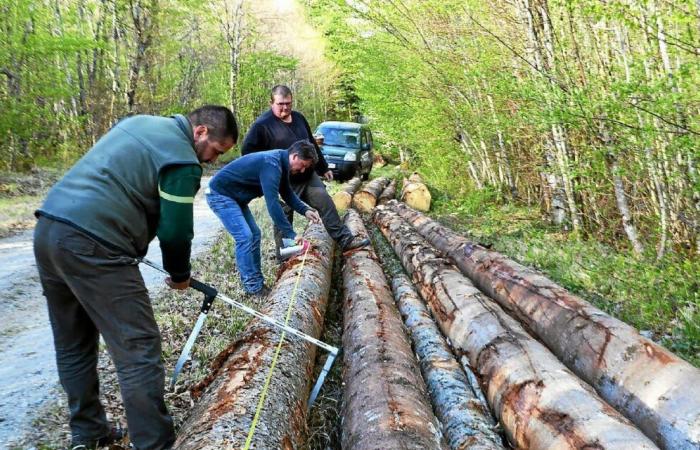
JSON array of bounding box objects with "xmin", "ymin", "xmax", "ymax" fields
[{"xmin": 206, "ymin": 189, "xmax": 263, "ymax": 293}]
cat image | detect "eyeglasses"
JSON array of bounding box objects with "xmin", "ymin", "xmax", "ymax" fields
[{"xmin": 274, "ymin": 102, "xmax": 292, "ymax": 107}]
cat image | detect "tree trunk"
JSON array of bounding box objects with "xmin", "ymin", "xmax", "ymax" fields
[
  {"xmin": 374, "ymin": 205, "xmax": 657, "ymax": 450},
  {"xmin": 392, "ymin": 274, "xmax": 505, "ymax": 450},
  {"xmin": 173, "ymin": 224, "xmax": 335, "ymax": 449},
  {"xmin": 332, "ymin": 177, "xmax": 362, "ymax": 211},
  {"xmin": 341, "ymin": 210, "xmax": 443, "ymax": 449},
  {"xmin": 400, "ymin": 173, "xmax": 431, "ymax": 212},
  {"xmin": 386, "ymin": 200, "xmax": 700, "ymax": 450},
  {"xmin": 353, "ymin": 177, "xmax": 390, "ymax": 213},
  {"xmin": 377, "ymin": 179, "xmax": 397, "ymax": 205}
]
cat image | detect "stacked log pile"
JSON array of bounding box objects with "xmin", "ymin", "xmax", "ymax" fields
[
  {"xmin": 341, "ymin": 210, "xmax": 443, "ymax": 449},
  {"xmin": 352, "ymin": 176, "xmax": 390, "ymax": 213},
  {"xmin": 401, "ymin": 172, "xmax": 431, "ymax": 211},
  {"xmin": 374, "ymin": 206, "xmax": 658, "ymax": 450},
  {"xmin": 332, "ymin": 177, "xmax": 362, "ymax": 211},
  {"xmin": 392, "ymin": 274, "xmax": 505, "ymax": 449},
  {"xmin": 386, "ymin": 200, "xmax": 700, "ymax": 450},
  {"xmin": 377, "ymin": 179, "xmax": 397, "ymax": 205},
  {"xmin": 173, "ymin": 224, "xmax": 334, "ymax": 449}
]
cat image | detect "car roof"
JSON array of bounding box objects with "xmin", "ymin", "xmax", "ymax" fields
[{"xmin": 317, "ymin": 121, "xmax": 364, "ymax": 130}]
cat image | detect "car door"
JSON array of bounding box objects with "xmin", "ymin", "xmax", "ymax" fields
[{"xmin": 359, "ymin": 129, "xmax": 372, "ymax": 173}]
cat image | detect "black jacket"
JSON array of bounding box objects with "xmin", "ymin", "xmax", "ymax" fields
[{"xmin": 241, "ymin": 110, "xmax": 328, "ymax": 182}]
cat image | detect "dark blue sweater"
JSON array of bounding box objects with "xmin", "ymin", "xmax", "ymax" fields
[{"xmin": 209, "ymin": 150, "xmax": 309, "ymax": 239}]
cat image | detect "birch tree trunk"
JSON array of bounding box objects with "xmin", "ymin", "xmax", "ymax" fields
[
  {"xmin": 392, "ymin": 274, "xmax": 504, "ymax": 450},
  {"xmin": 374, "ymin": 205, "xmax": 658, "ymax": 450},
  {"xmin": 173, "ymin": 224, "xmax": 334, "ymax": 449},
  {"xmin": 341, "ymin": 210, "xmax": 443, "ymax": 450},
  {"xmin": 386, "ymin": 200, "xmax": 700, "ymax": 450}
]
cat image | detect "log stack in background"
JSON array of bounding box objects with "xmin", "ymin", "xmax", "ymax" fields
[
  {"xmin": 374, "ymin": 206, "xmax": 658, "ymax": 450},
  {"xmin": 400, "ymin": 172, "xmax": 431, "ymax": 212},
  {"xmin": 341, "ymin": 209, "xmax": 443, "ymax": 449},
  {"xmin": 387, "ymin": 200, "xmax": 700, "ymax": 450},
  {"xmin": 352, "ymin": 176, "xmax": 390, "ymax": 213},
  {"xmin": 173, "ymin": 224, "xmax": 335, "ymax": 450},
  {"xmin": 377, "ymin": 179, "xmax": 397, "ymax": 205},
  {"xmin": 392, "ymin": 274, "xmax": 505, "ymax": 450},
  {"xmin": 332, "ymin": 177, "xmax": 362, "ymax": 211}
]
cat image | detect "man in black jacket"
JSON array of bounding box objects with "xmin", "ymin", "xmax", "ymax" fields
[{"xmin": 241, "ymin": 85, "xmax": 368, "ymax": 254}]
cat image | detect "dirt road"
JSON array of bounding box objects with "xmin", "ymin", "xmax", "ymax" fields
[{"xmin": 0, "ymin": 180, "xmax": 222, "ymax": 448}]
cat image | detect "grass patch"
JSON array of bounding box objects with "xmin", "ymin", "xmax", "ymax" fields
[{"xmin": 433, "ymin": 194, "xmax": 700, "ymax": 367}]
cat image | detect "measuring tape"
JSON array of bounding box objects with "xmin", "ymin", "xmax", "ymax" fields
[{"xmin": 243, "ymin": 245, "xmax": 310, "ymax": 449}]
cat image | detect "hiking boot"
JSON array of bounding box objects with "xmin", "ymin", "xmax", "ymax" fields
[
  {"xmin": 72, "ymin": 427, "xmax": 126, "ymax": 449},
  {"xmin": 248, "ymin": 285, "xmax": 271, "ymax": 299},
  {"xmin": 342, "ymin": 236, "xmax": 370, "ymax": 252}
]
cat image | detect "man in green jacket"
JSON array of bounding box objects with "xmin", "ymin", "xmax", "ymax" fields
[{"xmin": 33, "ymin": 106, "xmax": 237, "ymax": 450}]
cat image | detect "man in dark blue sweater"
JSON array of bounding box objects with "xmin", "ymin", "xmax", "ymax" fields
[
  {"xmin": 241, "ymin": 85, "xmax": 369, "ymax": 255},
  {"xmin": 207, "ymin": 140, "xmax": 321, "ymax": 296}
]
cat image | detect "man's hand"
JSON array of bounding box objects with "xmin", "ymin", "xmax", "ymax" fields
[
  {"xmin": 323, "ymin": 170, "xmax": 334, "ymax": 181},
  {"xmin": 305, "ymin": 209, "xmax": 321, "ymax": 224},
  {"xmin": 165, "ymin": 277, "xmax": 190, "ymax": 290}
]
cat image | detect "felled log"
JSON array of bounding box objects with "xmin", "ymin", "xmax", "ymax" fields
[
  {"xmin": 332, "ymin": 177, "xmax": 362, "ymax": 211},
  {"xmin": 387, "ymin": 200, "xmax": 700, "ymax": 450},
  {"xmin": 392, "ymin": 274, "xmax": 504, "ymax": 450},
  {"xmin": 374, "ymin": 206, "xmax": 658, "ymax": 450},
  {"xmin": 401, "ymin": 172, "xmax": 431, "ymax": 212},
  {"xmin": 352, "ymin": 176, "xmax": 390, "ymax": 213},
  {"xmin": 173, "ymin": 224, "xmax": 334, "ymax": 450},
  {"xmin": 341, "ymin": 210, "xmax": 443, "ymax": 449},
  {"xmin": 377, "ymin": 179, "xmax": 397, "ymax": 205}
]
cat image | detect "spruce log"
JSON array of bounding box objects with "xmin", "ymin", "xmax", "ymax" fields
[
  {"xmin": 401, "ymin": 172, "xmax": 431, "ymax": 212},
  {"xmin": 392, "ymin": 274, "xmax": 505, "ymax": 450},
  {"xmin": 341, "ymin": 210, "xmax": 443, "ymax": 449},
  {"xmin": 377, "ymin": 179, "xmax": 397, "ymax": 205},
  {"xmin": 173, "ymin": 224, "xmax": 334, "ymax": 450},
  {"xmin": 332, "ymin": 177, "xmax": 362, "ymax": 211},
  {"xmin": 386, "ymin": 200, "xmax": 700, "ymax": 450},
  {"xmin": 352, "ymin": 177, "xmax": 390, "ymax": 213},
  {"xmin": 374, "ymin": 206, "xmax": 658, "ymax": 450}
]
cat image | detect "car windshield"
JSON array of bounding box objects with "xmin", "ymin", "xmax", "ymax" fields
[{"xmin": 317, "ymin": 127, "xmax": 360, "ymax": 149}]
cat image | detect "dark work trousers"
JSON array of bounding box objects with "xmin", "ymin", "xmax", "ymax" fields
[
  {"xmin": 274, "ymin": 172, "xmax": 353, "ymax": 256},
  {"xmin": 33, "ymin": 216, "xmax": 175, "ymax": 450}
]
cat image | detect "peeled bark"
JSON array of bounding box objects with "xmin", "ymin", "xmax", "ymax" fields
[
  {"xmin": 332, "ymin": 177, "xmax": 362, "ymax": 211},
  {"xmin": 401, "ymin": 173, "xmax": 431, "ymax": 212},
  {"xmin": 173, "ymin": 224, "xmax": 334, "ymax": 449},
  {"xmin": 374, "ymin": 206, "xmax": 658, "ymax": 450},
  {"xmin": 352, "ymin": 177, "xmax": 390, "ymax": 213},
  {"xmin": 392, "ymin": 274, "xmax": 505, "ymax": 450},
  {"xmin": 341, "ymin": 210, "xmax": 443, "ymax": 450},
  {"xmin": 387, "ymin": 200, "xmax": 700, "ymax": 450},
  {"xmin": 377, "ymin": 179, "xmax": 397, "ymax": 205}
]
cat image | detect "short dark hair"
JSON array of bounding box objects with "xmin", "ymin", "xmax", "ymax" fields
[
  {"xmin": 188, "ymin": 105, "xmax": 238, "ymax": 142},
  {"xmin": 271, "ymin": 85, "xmax": 292, "ymax": 100},
  {"xmin": 288, "ymin": 140, "xmax": 318, "ymax": 165}
]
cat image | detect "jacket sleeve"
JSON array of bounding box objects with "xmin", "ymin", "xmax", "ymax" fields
[
  {"xmin": 241, "ymin": 121, "xmax": 268, "ymax": 155},
  {"xmin": 300, "ymin": 114, "xmax": 329, "ymax": 175},
  {"xmin": 157, "ymin": 164, "xmax": 202, "ymax": 282},
  {"xmin": 259, "ymin": 158, "xmax": 303, "ymax": 239}
]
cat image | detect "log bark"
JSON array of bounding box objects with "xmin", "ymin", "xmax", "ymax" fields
[
  {"xmin": 392, "ymin": 274, "xmax": 505, "ymax": 450},
  {"xmin": 341, "ymin": 210, "xmax": 443, "ymax": 450},
  {"xmin": 386, "ymin": 200, "xmax": 700, "ymax": 450},
  {"xmin": 377, "ymin": 179, "xmax": 397, "ymax": 205},
  {"xmin": 332, "ymin": 177, "xmax": 362, "ymax": 211},
  {"xmin": 352, "ymin": 177, "xmax": 390, "ymax": 213},
  {"xmin": 374, "ymin": 206, "xmax": 658, "ymax": 450},
  {"xmin": 173, "ymin": 224, "xmax": 334, "ymax": 449},
  {"xmin": 401, "ymin": 172, "xmax": 431, "ymax": 212}
]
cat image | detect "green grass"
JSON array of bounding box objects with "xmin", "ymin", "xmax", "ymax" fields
[{"xmin": 433, "ymin": 194, "xmax": 700, "ymax": 367}]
